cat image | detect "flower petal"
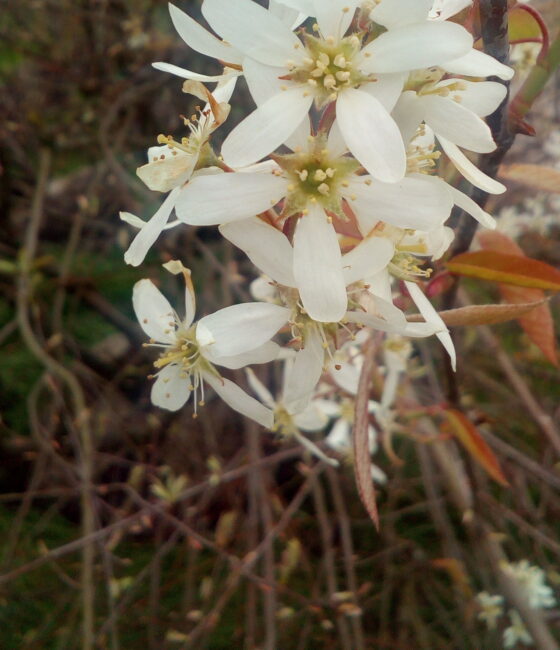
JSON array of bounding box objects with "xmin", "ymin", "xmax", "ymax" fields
[
  {"xmin": 313, "ymin": 0, "xmax": 359, "ymax": 39},
  {"xmin": 453, "ymin": 80, "xmax": 507, "ymax": 117},
  {"xmin": 360, "ymin": 22, "xmax": 472, "ymax": 74},
  {"xmin": 203, "ymin": 372, "xmax": 274, "ymax": 428},
  {"xmin": 391, "ymin": 90, "xmax": 426, "ymax": 145},
  {"xmin": 176, "ymin": 172, "xmax": 288, "ymax": 225},
  {"xmin": 151, "ymin": 364, "xmax": 191, "ymax": 411},
  {"xmin": 124, "ymin": 188, "xmax": 180, "ymax": 267},
  {"xmin": 212, "ymin": 341, "xmax": 280, "ymax": 369},
  {"xmin": 283, "ymin": 327, "xmax": 324, "ymax": 412},
  {"xmin": 152, "ymin": 61, "xmax": 234, "ymax": 83},
  {"xmin": 221, "ymin": 88, "xmax": 314, "ymax": 168},
  {"xmin": 169, "ymin": 3, "xmax": 243, "ymax": 64},
  {"xmin": 448, "ymin": 185, "xmax": 496, "ymax": 229},
  {"xmin": 438, "ymin": 136, "xmax": 506, "ymax": 194},
  {"xmin": 245, "ymin": 367, "xmax": 276, "ymax": 408},
  {"xmin": 243, "ymin": 57, "xmax": 286, "ymax": 104},
  {"xmin": 360, "ymin": 73, "xmax": 407, "ymax": 112},
  {"xmin": 132, "ymin": 279, "xmax": 177, "ymax": 344},
  {"xmin": 342, "ymin": 236, "xmax": 394, "ymax": 286},
  {"xmin": 137, "ymin": 148, "xmax": 196, "ymax": 193},
  {"xmin": 442, "ymin": 48, "xmax": 514, "ymax": 81},
  {"xmin": 198, "ymin": 302, "xmax": 290, "ymax": 357},
  {"xmin": 220, "ymin": 217, "xmax": 296, "ymax": 286},
  {"xmin": 370, "ymin": 0, "xmax": 432, "ymax": 30},
  {"xmin": 337, "ymin": 88, "xmax": 406, "ymax": 182},
  {"xmin": 325, "ymin": 418, "xmax": 351, "ymax": 452},
  {"xmin": 293, "ymin": 206, "xmax": 347, "ymax": 322},
  {"xmin": 202, "ymin": 0, "xmax": 304, "ymax": 67},
  {"xmin": 293, "ymin": 402, "xmax": 329, "ymax": 431}
]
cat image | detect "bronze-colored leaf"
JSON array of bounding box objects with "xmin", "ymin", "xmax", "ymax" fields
[
  {"xmin": 499, "ymin": 164, "xmax": 560, "ymax": 194},
  {"xmin": 407, "ymin": 300, "xmax": 545, "ymax": 326}
]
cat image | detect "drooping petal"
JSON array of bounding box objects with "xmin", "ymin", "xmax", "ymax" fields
[
  {"xmin": 337, "ymin": 88, "xmax": 406, "ymax": 182},
  {"xmin": 212, "ymin": 341, "xmax": 280, "ymax": 369},
  {"xmin": 152, "ymin": 62, "xmax": 234, "ymax": 83},
  {"xmin": 124, "ymin": 188, "xmax": 181, "ymax": 267},
  {"xmin": 342, "ymin": 236, "xmax": 394, "ymax": 286},
  {"xmin": 370, "ymin": 0, "xmax": 432, "ymax": 30},
  {"xmin": 202, "ymin": 0, "xmax": 304, "ymax": 67},
  {"xmin": 169, "ymin": 3, "xmax": 243, "ymax": 64},
  {"xmin": 421, "ymin": 95, "xmax": 496, "ymax": 153},
  {"xmin": 283, "ymin": 327, "xmax": 325, "ymax": 413},
  {"xmin": 442, "ymin": 48, "xmax": 514, "ymax": 81},
  {"xmin": 448, "ymin": 185, "xmax": 496, "ymax": 229},
  {"xmin": 293, "ymin": 206, "xmax": 347, "ymax": 322},
  {"xmin": 347, "ymin": 174, "xmax": 453, "ymax": 233},
  {"xmin": 219, "ymin": 217, "xmax": 296, "ymax": 286},
  {"xmin": 198, "ymin": 302, "xmax": 290, "ymax": 358},
  {"xmin": 221, "ymin": 88, "xmax": 314, "ymax": 168},
  {"xmin": 360, "ymin": 22, "xmax": 472, "ymax": 74},
  {"xmin": 313, "ymin": 0, "xmax": 359, "ymax": 40},
  {"xmin": 360, "ymin": 73, "xmax": 407, "ymax": 112},
  {"xmin": 133, "ymin": 279, "xmax": 177, "ymax": 344},
  {"xmin": 245, "ymin": 367, "xmax": 276, "ymax": 408},
  {"xmin": 405, "ymin": 280, "xmax": 456, "ymax": 370},
  {"xmin": 203, "ymin": 372, "xmax": 274, "ymax": 428},
  {"xmin": 438, "ymin": 136, "xmax": 506, "ymax": 194},
  {"xmin": 176, "ymin": 172, "xmax": 288, "ymax": 225},
  {"xmin": 151, "ymin": 364, "xmax": 192, "ymax": 411},
  {"xmin": 292, "ymin": 430, "xmax": 339, "ymax": 466},
  {"xmin": 453, "ymin": 80, "xmax": 507, "ymax": 117}
]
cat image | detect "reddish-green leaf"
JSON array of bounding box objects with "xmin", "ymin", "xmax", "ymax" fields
[
  {"xmin": 499, "ymin": 164, "xmax": 560, "ymax": 194},
  {"xmin": 508, "ymin": 5, "xmax": 543, "ymax": 43},
  {"xmin": 447, "ymin": 251, "xmax": 560, "ymax": 291},
  {"xmin": 407, "ymin": 300, "xmax": 544, "ymax": 326},
  {"xmin": 443, "ymin": 410, "xmax": 509, "ymax": 487}
]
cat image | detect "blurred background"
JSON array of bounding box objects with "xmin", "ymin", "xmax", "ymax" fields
[{"xmin": 0, "ymin": 0, "xmax": 559, "ymax": 647}]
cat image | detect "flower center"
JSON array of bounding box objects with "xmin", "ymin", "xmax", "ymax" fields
[{"xmin": 153, "ymin": 327, "xmax": 201, "ymax": 376}]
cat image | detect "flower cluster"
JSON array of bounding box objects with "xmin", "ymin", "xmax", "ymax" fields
[{"xmin": 122, "ymin": 0, "xmax": 514, "ymax": 468}]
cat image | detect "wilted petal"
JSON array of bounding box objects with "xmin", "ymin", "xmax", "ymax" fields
[
  {"xmin": 176, "ymin": 172, "xmax": 288, "ymax": 225},
  {"xmin": 293, "ymin": 205, "xmax": 347, "ymax": 323},
  {"xmin": 337, "ymin": 88, "xmax": 406, "ymax": 182},
  {"xmin": 220, "ymin": 217, "xmax": 296, "ymax": 286},
  {"xmin": 132, "ymin": 279, "xmax": 177, "ymax": 344},
  {"xmin": 342, "ymin": 236, "xmax": 394, "ymax": 286},
  {"xmin": 198, "ymin": 302, "xmax": 290, "ymax": 358},
  {"xmin": 151, "ymin": 364, "xmax": 191, "ymax": 411},
  {"xmin": 203, "ymin": 372, "xmax": 274, "ymax": 428}
]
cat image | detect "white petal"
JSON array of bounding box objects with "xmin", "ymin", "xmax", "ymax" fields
[
  {"xmin": 293, "ymin": 430, "xmax": 339, "ymax": 466},
  {"xmin": 202, "ymin": 0, "xmax": 304, "ymax": 67},
  {"xmin": 422, "ymin": 95, "xmax": 496, "ymax": 153},
  {"xmin": 221, "ymin": 89, "xmax": 314, "ymax": 168},
  {"xmin": 360, "ymin": 73, "xmax": 407, "ymax": 113},
  {"xmin": 438, "ymin": 136, "xmax": 506, "ymax": 194},
  {"xmin": 176, "ymin": 172, "xmax": 288, "ymax": 225},
  {"xmin": 313, "ymin": 398, "xmax": 342, "ymax": 418},
  {"xmin": 391, "ymin": 91, "xmax": 426, "ymax": 145},
  {"xmin": 347, "ymin": 174, "xmax": 453, "ymax": 233},
  {"xmin": 245, "ymin": 367, "xmax": 276, "ymax": 408},
  {"xmin": 219, "ymin": 217, "xmax": 296, "ymax": 286},
  {"xmin": 370, "ymin": 0, "xmax": 432, "ymax": 30},
  {"xmin": 213, "ymin": 341, "xmax": 280, "ymax": 369},
  {"xmin": 313, "ymin": 0, "xmax": 359, "ymax": 39},
  {"xmin": 283, "ymin": 328, "xmax": 324, "ymax": 413},
  {"xmin": 360, "ymin": 22, "xmax": 472, "ymax": 74},
  {"xmin": 198, "ymin": 302, "xmax": 290, "ymax": 357},
  {"xmin": 448, "ymin": 185, "xmax": 496, "ymax": 229},
  {"xmin": 429, "ymin": 0, "xmax": 472, "ymax": 21},
  {"xmin": 268, "ymin": 0, "xmax": 307, "ymax": 29},
  {"xmin": 203, "ymin": 372, "xmax": 274, "ymax": 428},
  {"xmin": 442, "ymin": 48, "xmax": 514, "ymax": 81},
  {"xmin": 124, "ymin": 188, "xmax": 180, "ymax": 267},
  {"xmin": 152, "ymin": 61, "xmax": 233, "ymax": 83},
  {"xmin": 274, "ymin": 0, "xmax": 314, "ymax": 13},
  {"xmin": 284, "ymin": 115, "xmax": 313, "ymax": 152},
  {"xmin": 243, "ymin": 57, "xmax": 286, "ymax": 105},
  {"xmin": 132, "ymin": 279, "xmax": 177, "ymax": 344},
  {"xmin": 342, "ymin": 236, "xmax": 394, "ymax": 286},
  {"xmin": 327, "ymin": 120, "xmax": 348, "ymax": 157},
  {"xmin": 453, "ymin": 80, "xmax": 507, "ymax": 117},
  {"xmin": 169, "ymin": 3, "xmax": 243, "ymax": 64},
  {"xmin": 337, "ymin": 88, "xmax": 406, "ymax": 182},
  {"xmin": 137, "ymin": 148, "xmax": 196, "ymax": 193},
  {"xmin": 367, "ymin": 267, "xmax": 393, "ymax": 302},
  {"xmin": 293, "ymin": 206, "xmax": 347, "ymax": 323},
  {"xmin": 326, "ymin": 419, "xmax": 351, "ymax": 452},
  {"xmin": 151, "ymin": 364, "xmax": 191, "ymax": 411},
  {"xmin": 405, "ymin": 280, "xmax": 456, "ymax": 370},
  {"xmin": 370, "ymin": 463, "xmax": 387, "ymax": 485},
  {"xmin": 119, "ymin": 211, "xmax": 146, "ymax": 229},
  {"xmin": 293, "ymin": 403, "xmax": 329, "ymax": 432}
]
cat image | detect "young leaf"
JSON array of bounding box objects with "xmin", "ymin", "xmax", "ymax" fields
[
  {"xmin": 499, "ymin": 164, "xmax": 560, "ymax": 194},
  {"xmin": 406, "ymin": 300, "xmax": 544, "ymax": 326},
  {"xmin": 508, "ymin": 5, "xmax": 543, "ymax": 43},
  {"xmin": 447, "ymin": 251, "xmax": 560, "ymax": 291},
  {"xmin": 443, "ymin": 410, "xmax": 509, "ymax": 487}
]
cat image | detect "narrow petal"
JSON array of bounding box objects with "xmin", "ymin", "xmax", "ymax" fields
[
  {"xmin": 221, "ymin": 89, "xmax": 314, "ymax": 168},
  {"xmin": 283, "ymin": 327, "xmax": 324, "ymax": 412},
  {"xmin": 360, "ymin": 73, "xmax": 407, "ymax": 112},
  {"xmin": 429, "ymin": 0, "xmax": 472, "ymax": 21},
  {"xmin": 454, "ymin": 80, "xmax": 507, "ymax": 117},
  {"xmin": 421, "ymin": 95, "xmax": 496, "ymax": 153},
  {"xmin": 243, "ymin": 57, "xmax": 287, "ymax": 105},
  {"xmin": 370, "ymin": 0, "xmax": 432, "ymax": 29},
  {"xmin": 176, "ymin": 172, "xmax": 288, "ymax": 225},
  {"xmin": 151, "ymin": 364, "xmax": 191, "ymax": 411},
  {"xmin": 448, "ymin": 185, "xmax": 496, "ymax": 229},
  {"xmin": 342, "ymin": 237, "xmax": 394, "ymax": 286},
  {"xmin": 293, "ymin": 206, "xmax": 347, "ymax": 322},
  {"xmin": 293, "ymin": 430, "xmax": 339, "ymax": 466},
  {"xmin": 198, "ymin": 303, "xmax": 290, "ymax": 358},
  {"xmin": 314, "ymin": 0, "xmax": 359, "ymax": 39},
  {"xmin": 125, "ymin": 188, "xmax": 180, "ymax": 267},
  {"xmin": 219, "ymin": 217, "xmax": 296, "ymax": 286},
  {"xmin": 274, "ymin": 0, "xmax": 314, "ymax": 13},
  {"xmin": 442, "ymin": 49, "xmax": 514, "ymax": 81},
  {"xmin": 325, "ymin": 419, "xmax": 351, "ymax": 452},
  {"xmin": 268, "ymin": 0, "xmax": 307, "ymax": 29},
  {"xmin": 360, "ymin": 22, "xmax": 472, "ymax": 74},
  {"xmin": 152, "ymin": 62, "xmax": 233, "ymax": 83},
  {"xmin": 132, "ymin": 279, "xmax": 176, "ymax": 344},
  {"xmin": 438, "ymin": 136, "xmax": 506, "ymax": 194},
  {"xmin": 405, "ymin": 281, "xmax": 456, "ymax": 370},
  {"xmin": 337, "ymin": 88, "xmax": 406, "ymax": 182},
  {"xmin": 202, "ymin": 0, "xmax": 304, "ymax": 67},
  {"xmin": 169, "ymin": 3, "xmax": 243, "ymax": 64},
  {"xmin": 245, "ymin": 367, "xmax": 276, "ymax": 408},
  {"xmin": 293, "ymin": 403, "xmax": 329, "ymax": 432},
  {"xmin": 391, "ymin": 91, "xmax": 426, "ymax": 145},
  {"xmin": 327, "ymin": 119, "xmax": 348, "ymax": 157},
  {"xmin": 347, "ymin": 174, "xmax": 453, "ymax": 233},
  {"xmin": 213, "ymin": 341, "xmax": 280, "ymax": 369},
  {"xmin": 203, "ymin": 372, "xmax": 274, "ymax": 428}
]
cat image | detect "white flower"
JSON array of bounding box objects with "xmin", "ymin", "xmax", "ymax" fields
[
  {"xmin": 503, "ymin": 610, "xmax": 533, "ymax": 648},
  {"xmin": 504, "ymin": 561, "xmax": 557, "ymax": 610},
  {"xmin": 200, "ymin": 0, "xmax": 473, "ymax": 179},
  {"xmin": 476, "ymin": 591, "xmax": 504, "ymax": 630},
  {"xmin": 120, "ymin": 78, "xmax": 235, "ymax": 266},
  {"xmin": 133, "ymin": 261, "xmax": 290, "ymax": 426}
]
